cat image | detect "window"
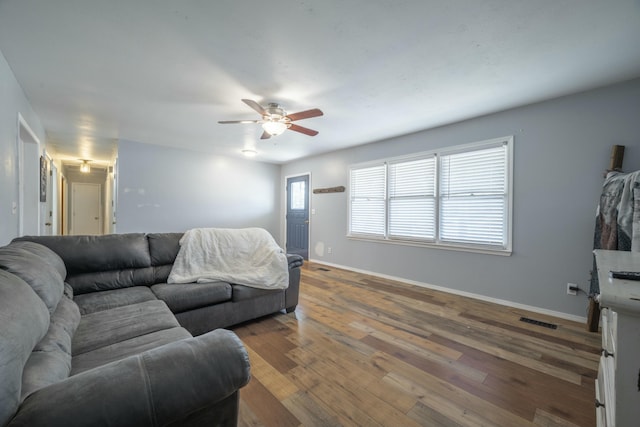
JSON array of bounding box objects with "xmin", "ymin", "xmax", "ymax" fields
[
  {"xmin": 388, "ymin": 156, "xmax": 436, "ymax": 239},
  {"xmin": 349, "ymin": 164, "xmax": 386, "ymax": 235},
  {"xmin": 290, "ymin": 181, "xmax": 306, "ymax": 210},
  {"xmin": 348, "ymin": 136, "xmax": 513, "ymax": 254}
]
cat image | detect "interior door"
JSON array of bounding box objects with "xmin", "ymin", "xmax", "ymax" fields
[
  {"xmin": 71, "ymin": 182, "xmax": 102, "ymax": 235},
  {"xmin": 286, "ymin": 175, "xmax": 310, "ymax": 259}
]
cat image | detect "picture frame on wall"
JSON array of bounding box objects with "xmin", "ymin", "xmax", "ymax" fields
[{"xmin": 39, "ymin": 155, "xmax": 47, "ymax": 202}]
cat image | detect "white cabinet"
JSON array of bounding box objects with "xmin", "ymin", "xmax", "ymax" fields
[{"xmin": 594, "ymin": 250, "xmax": 640, "ymax": 427}]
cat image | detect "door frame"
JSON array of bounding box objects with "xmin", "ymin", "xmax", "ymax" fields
[
  {"xmin": 40, "ymin": 150, "xmax": 58, "ymax": 235},
  {"xmin": 284, "ymin": 172, "xmax": 311, "ymax": 259},
  {"xmin": 16, "ymin": 113, "xmax": 41, "ymax": 236},
  {"xmin": 60, "ymin": 175, "xmax": 67, "ymax": 235}
]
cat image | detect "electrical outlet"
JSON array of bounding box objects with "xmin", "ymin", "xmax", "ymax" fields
[
  {"xmin": 567, "ymin": 283, "xmax": 578, "ymax": 296},
  {"xmin": 327, "ymin": 247, "xmax": 332, "ymax": 254}
]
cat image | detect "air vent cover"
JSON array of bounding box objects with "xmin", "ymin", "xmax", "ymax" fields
[{"xmin": 519, "ymin": 317, "xmax": 558, "ymax": 329}]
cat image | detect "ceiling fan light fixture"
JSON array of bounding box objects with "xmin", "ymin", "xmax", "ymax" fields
[
  {"xmin": 220, "ymin": 99, "xmax": 322, "ymax": 138},
  {"xmin": 261, "ymin": 120, "xmax": 288, "ymax": 136},
  {"xmin": 79, "ymin": 159, "xmax": 91, "ymax": 173}
]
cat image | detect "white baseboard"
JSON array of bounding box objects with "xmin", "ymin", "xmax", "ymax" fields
[{"xmin": 308, "ymin": 258, "xmax": 588, "ymax": 324}]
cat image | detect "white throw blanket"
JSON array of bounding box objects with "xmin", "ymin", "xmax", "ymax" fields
[{"xmin": 167, "ymin": 228, "xmax": 289, "ymax": 289}]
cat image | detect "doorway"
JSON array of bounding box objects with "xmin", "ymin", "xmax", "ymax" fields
[
  {"xmin": 17, "ymin": 114, "xmax": 41, "ymax": 236},
  {"xmin": 70, "ymin": 182, "xmax": 102, "ymax": 235},
  {"xmin": 40, "ymin": 153, "xmax": 58, "ymax": 235},
  {"xmin": 286, "ymin": 174, "xmax": 310, "ymax": 259}
]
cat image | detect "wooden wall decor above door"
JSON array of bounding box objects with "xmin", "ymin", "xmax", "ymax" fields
[{"xmin": 313, "ymin": 186, "xmax": 345, "ymax": 194}]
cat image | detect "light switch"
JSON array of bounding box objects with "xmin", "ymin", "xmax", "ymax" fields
[
  {"xmin": 311, "ymin": 209, "xmax": 316, "ymax": 215},
  {"xmin": 12, "ymin": 201, "xmax": 17, "ymax": 214}
]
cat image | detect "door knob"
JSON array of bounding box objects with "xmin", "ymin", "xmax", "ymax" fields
[{"xmin": 305, "ymin": 220, "xmax": 309, "ymax": 224}]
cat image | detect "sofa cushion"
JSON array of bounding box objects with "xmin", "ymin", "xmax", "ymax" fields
[
  {"xmin": 151, "ymin": 282, "xmax": 232, "ymax": 313},
  {"xmin": 0, "ymin": 246, "xmax": 65, "ymax": 314},
  {"xmin": 14, "ymin": 234, "xmax": 152, "ymax": 274},
  {"xmin": 147, "ymin": 233, "xmax": 182, "ymax": 266},
  {"xmin": 152, "ymin": 264, "xmax": 173, "ymax": 283},
  {"xmin": 9, "ymin": 241, "xmax": 67, "ymax": 280},
  {"xmin": 73, "ymin": 286, "xmax": 158, "ymax": 315},
  {"xmin": 71, "ymin": 327, "xmax": 192, "ymax": 375},
  {"xmin": 147, "ymin": 233, "xmax": 183, "ymax": 284},
  {"xmin": 0, "ymin": 270, "xmax": 50, "ymax": 426},
  {"xmin": 66, "ymin": 267, "xmax": 156, "ymax": 295},
  {"xmin": 21, "ymin": 296, "xmax": 81, "ymax": 400},
  {"xmin": 232, "ymin": 284, "xmax": 281, "ymax": 302},
  {"xmin": 72, "ymin": 300, "xmax": 180, "ymax": 355}
]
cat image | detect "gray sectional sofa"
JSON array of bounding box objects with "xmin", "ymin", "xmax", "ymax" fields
[{"xmin": 0, "ymin": 232, "xmax": 304, "ymax": 427}]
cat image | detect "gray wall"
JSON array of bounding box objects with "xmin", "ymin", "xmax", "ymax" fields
[
  {"xmin": 117, "ymin": 140, "xmax": 281, "ymax": 236},
  {"xmin": 281, "ymin": 78, "xmax": 640, "ymax": 318},
  {"xmin": 0, "ymin": 50, "xmax": 46, "ymax": 245}
]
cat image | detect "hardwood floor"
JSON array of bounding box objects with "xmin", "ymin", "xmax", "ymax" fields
[{"xmin": 232, "ymin": 262, "xmax": 601, "ymax": 427}]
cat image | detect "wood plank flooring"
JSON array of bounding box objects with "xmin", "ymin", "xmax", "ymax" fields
[{"xmin": 232, "ymin": 262, "xmax": 601, "ymax": 427}]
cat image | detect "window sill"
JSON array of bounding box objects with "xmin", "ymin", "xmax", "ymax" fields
[{"xmin": 347, "ymin": 234, "xmax": 512, "ymax": 256}]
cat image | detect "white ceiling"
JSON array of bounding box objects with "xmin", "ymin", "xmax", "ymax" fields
[{"xmin": 1, "ymin": 1, "xmax": 639, "ymax": 165}]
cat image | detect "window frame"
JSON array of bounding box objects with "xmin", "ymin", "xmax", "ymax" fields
[{"xmin": 348, "ymin": 136, "xmax": 513, "ymax": 256}]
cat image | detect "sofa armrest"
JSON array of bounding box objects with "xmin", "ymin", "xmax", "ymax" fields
[
  {"xmin": 285, "ymin": 255, "xmax": 303, "ymax": 312},
  {"xmin": 8, "ymin": 329, "xmax": 251, "ymax": 427},
  {"xmin": 287, "ymin": 254, "xmax": 304, "ymax": 269}
]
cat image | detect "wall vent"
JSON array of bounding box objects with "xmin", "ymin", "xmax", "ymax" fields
[
  {"xmin": 519, "ymin": 317, "xmax": 558, "ymax": 329},
  {"xmin": 316, "ymin": 267, "xmax": 330, "ymax": 272}
]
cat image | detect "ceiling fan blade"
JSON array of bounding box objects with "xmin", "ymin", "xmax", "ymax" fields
[
  {"xmin": 286, "ymin": 108, "xmax": 323, "ymax": 122},
  {"xmin": 289, "ymin": 123, "xmax": 319, "ymax": 136},
  {"xmin": 218, "ymin": 120, "xmax": 262, "ymax": 124},
  {"xmin": 242, "ymin": 99, "xmax": 267, "ymax": 116},
  {"xmin": 260, "ymin": 131, "xmax": 272, "ymax": 140}
]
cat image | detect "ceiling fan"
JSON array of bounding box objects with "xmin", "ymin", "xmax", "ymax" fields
[{"xmin": 218, "ymin": 99, "xmax": 323, "ymax": 139}]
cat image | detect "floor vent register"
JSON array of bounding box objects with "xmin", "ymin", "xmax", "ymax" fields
[{"xmin": 519, "ymin": 316, "xmax": 558, "ymax": 329}]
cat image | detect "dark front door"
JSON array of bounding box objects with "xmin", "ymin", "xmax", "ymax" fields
[{"xmin": 286, "ymin": 175, "xmax": 309, "ymax": 259}]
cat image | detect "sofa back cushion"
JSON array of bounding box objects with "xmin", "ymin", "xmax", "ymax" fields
[
  {"xmin": 12, "ymin": 233, "xmax": 187, "ymax": 294},
  {"xmin": 65, "ymin": 268, "xmax": 156, "ymax": 295},
  {"xmin": 148, "ymin": 233, "xmax": 182, "ymax": 265},
  {"xmin": 9, "ymin": 241, "xmax": 67, "ymax": 279},
  {"xmin": 148, "ymin": 233, "xmax": 183, "ymax": 283},
  {"xmin": 21, "ymin": 295, "xmax": 81, "ymax": 400},
  {"xmin": 14, "ymin": 234, "xmax": 154, "ymax": 295},
  {"xmin": 0, "ymin": 245, "xmax": 65, "ymax": 314},
  {"xmin": 0, "ymin": 270, "xmax": 50, "ymax": 426},
  {"xmin": 14, "ymin": 234, "xmax": 151, "ymax": 274}
]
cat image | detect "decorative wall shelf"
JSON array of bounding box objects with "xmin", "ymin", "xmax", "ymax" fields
[{"xmin": 313, "ymin": 186, "xmax": 345, "ymax": 194}]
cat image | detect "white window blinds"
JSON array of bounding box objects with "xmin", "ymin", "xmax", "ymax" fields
[
  {"xmin": 388, "ymin": 156, "xmax": 436, "ymax": 239},
  {"xmin": 349, "ymin": 164, "xmax": 386, "ymax": 236},
  {"xmin": 439, "ymin": 144, "xmax": 507, "ymax": 246},
  {"xmin": 348, "ymin": 136, "xmax": 512, "ymax": 254}
]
